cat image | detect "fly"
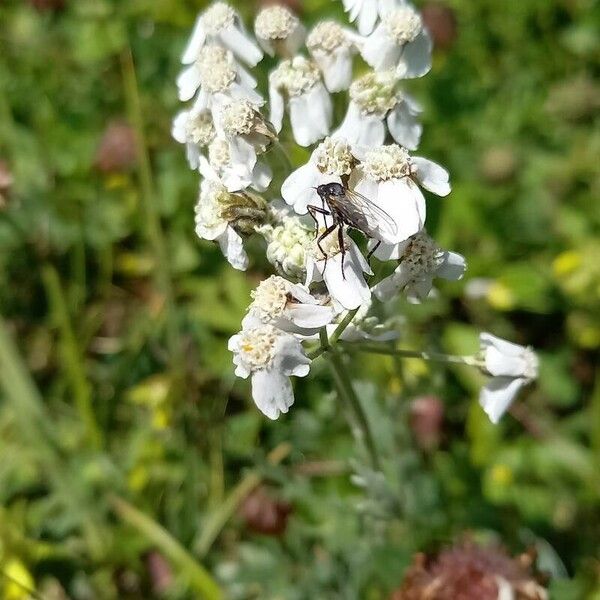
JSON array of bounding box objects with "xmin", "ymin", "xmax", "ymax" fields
[{"xmin": 307, "ymin": 182, "xmax": 398, "ymax": 277}]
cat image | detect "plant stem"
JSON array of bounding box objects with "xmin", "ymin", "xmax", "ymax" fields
[
  {"xmin": 341, "ymin": 342, "xmax": 481, "ymax": 366},
  {"xmin": 328, "ymin": 349, "xmax": 381, "ymax": 471},
  {"xmin": 109, "ymin": 495, "xmax": 222, "ymax": 600},
  {"xmin": 329, "ymin": 308, "xmax": 359, "ymax": 345},
  {"xmin": 120, "ymin": 47, "xmax": 183, "ymax": 377},
  {"xmin": 195, "ymin": 442, "xmax": 292, "ymax": 557},
  {"xmin": 42, "ymin": 264, "xmax": 102, "ymax": 449}
]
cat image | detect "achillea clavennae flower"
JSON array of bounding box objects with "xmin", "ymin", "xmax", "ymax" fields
[
  {"xmin": 228, "ymin": 325, "xmax": 311, "ymax": 419},
  {"xmin": 254, "ymin": 5, "xmax": 306, "ymax": 57},
  {"xmin": 195, "ymin": 180, "xmax": 267, "ymax": 270},
  {"xmin": 174, "ymin": 1, "xmax": 538, "ymax": 428},
  {"xmin": 306, "ymin": 21, "xmax": 356, "ymax": 92},
  {"xmin": 361, "ymin": 4, "xmax": 432, "ymax": 78},
  {"xmin": 177, "ymin": 45, "xmax": 263, "ymax": 108},
  {"xmin": 171, "ymin": 107, "xmax": 216, "ymax": 169},
  {"xmin": 335, "ymin": 71, "xmax": 422, "ymax": 150},
  {"xmin": 282, "ymin": 137, "xmax": 357, "ymax": 214},
  {"xmin": 371, "ymin": 231, "xmax": 466, "ymax": 302},
  {"xmin": 351, "ymin": 144, "xmax": 450, "ymax": 242},
  {"xmin": 478, "ymin": 333, "xmax": 539, "ymax": 424},
  {"xmin": 242, "ymin": 275, "xmax": 335, "ymax": 334},
  {"xmin": 182, "ymin": 2, "xmax": 263, "ymax": 67},
  {"xmin": 269, "ymin": 56, "xmax": 332, "ymax": 147}
]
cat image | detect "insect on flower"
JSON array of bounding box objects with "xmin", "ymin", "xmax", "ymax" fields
[{"xmin": 307, "ymin": 182, "xmax": 398, "ymax": 276}]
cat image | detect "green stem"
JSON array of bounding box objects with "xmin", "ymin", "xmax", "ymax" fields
[
  {"xmin": 329, "ymin": 308, "xmax": 359, "ymax": 345},
  {"xmin": 120, "ymin": 47, "xmax": 182, "ymax": 376},
  {"xmin": 195, "ymin": 443, "xmax": 291, "ymax": 557},
  {"xmin": 109, "ymin": 495, "xmax": 222, "ymax": 600},
  {"xmin": 42, "ymin": 264, "xmax": 102, "ymax": 449},
  {"xmin": 341, "ymin": 342, "xmax": 481, "ymax": 366},
  {"xmin": 328, "ymin": 349, "xmax": 381, "ymax": 471}
]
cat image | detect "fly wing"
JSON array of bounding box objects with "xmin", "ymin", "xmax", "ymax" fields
[{"xmin": 336, "ymin": 188, "xmax": 398, "ymax": 243}]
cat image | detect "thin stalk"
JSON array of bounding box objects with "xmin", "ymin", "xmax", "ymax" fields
[
  {"xmin": 328, "ymin": 349, "xmax": 381, "ymax": 471},
  {"xmin": 120, "ymin": 47, "xmax": 182, "ymax": 374},
  {"xmin": 195, "ymin": 442, "xmax": 292, "ymax": 557},
  {"xmin": 329, "ymin": 308, "xmax": 359, "ymax": 345},
  {"xmin": 341, "ymin": 342, "xmax": 481, "ymax": 366},
  {"xmin": 42, "ymin": 264, "xmax": 102, "ymax": 449},
  {"xmin": 109, "ymin": 495, "xmax": 222, "ymax": 600}
]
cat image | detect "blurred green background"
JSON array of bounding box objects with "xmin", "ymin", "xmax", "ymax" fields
[{"xmin": 0, "ymin": 0, "xmax": 599, "ymax": 597}]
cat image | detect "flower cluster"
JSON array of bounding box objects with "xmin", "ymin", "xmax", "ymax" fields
[{"xmin": 174, "ymin": 1, "xmax": 538, "ymax": 423}]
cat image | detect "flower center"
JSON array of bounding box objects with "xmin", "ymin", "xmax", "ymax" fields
[
  {"xmin": 208, "ymin": 138, "xmax": 231, "ymax": 169},
  {"xmin": 255, "ymin": 6, "xmax": 298, "ymax": 40},
  {"xmin": 197, "ymin": 46, "xmax": 236, "ymax": 93},
  {"xmin": 250, "ymin": 276, "xmax": 290, "ymax": 322},
  {"xmin": 307, "ymin": 21, "xmax": 348, "ymax": 53},
  {"xmin": 363, "ymin": 144, "xmax": 412, "ymax": 181},
  {"xmin": 186, "ymin": 111, "xmax": 215, "ymax": 146},
  {"xmin": 270, "ymin": 57, "xmax": 320, "ymax": 97},
  {"xmin": 313, "ymin": 228, "xmax": 348, "ymax": 259},
  {"xmin": 401, "ymin": 232, "xmax": 444, "ymax": 281},
  {"xmin": 221, "ymin": 100, "xmax": 258, "ymax": 136},
  {"xmin": 314, "ymin": 137, "xmax": 355, "ymax": 176},
  {"xmin": 349, "ymin": 71, "xmax": 399, "ymax": 117},
  {"xmin": 238, "ymin": 325, "xmax": 280, "ymax": 369},
  {"xmin": 257, "ymin": 216, "xmax": 312, "ymax": 278},
  {"xmin": 202, "ymin": 2, "xmax": 235, "ymax": 35},
  {"xmin": 381, "ymin": 6, "xmax": 423, "ymax": 45}
]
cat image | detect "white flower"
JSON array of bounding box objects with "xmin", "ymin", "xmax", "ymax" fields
[
  {"xmin": 335, "ymin": 71, "xmax": 422, "ymax": 151},
  {"xmin": 371, "ymin": 231, "xmax": 466, "ymax": 301},
  {"xmin": 257, "ymin": 205, "xmax": 314, "ymax": 279},
  {"xmin": 177, "ymin": 45, "xmax": 263, "ymax": 110},
  {"xmin": 200, "ymin": 137, "xmax": 272, "ymax": 192},
  {"xmin": 351, "ymin": 144, "xmax": 451, "ymax": 243},
  {"xmin": 479, "ymin": 333, "xmax": 539, "ymax": 424},
  {"xmin": 195, "ymin": 180, "xmax": 248, "ymax": 270},
  {"xmin": 195, "ymin": 180, "xmax": 267, "ymax": 270},
  {"xmin": 228, "ymin": 325, "xmax": 311, "ymax": 419},
  {"xmin": 216, "ymin": 98, "xmax": 276, "ymax": 153},
  {"xmin": 269, "ymin": 56, "xmax": 332, "ymax": 147},
  {"xmin": 254, "ymin": 5, "xmax": 305, "ymax": 57},
  {"xmin": 361, "ymin": 4, "xmax": 432, "ymax": 78},
  {"xmin": 305, "ymin": 227, "xmax": 373, "ymax": 310},
  {"xmin": 182, "ymin": 2, "xmax": 263, "ymax": 67},
  {"xmin": 342, "ymin": 0, "xmax": 400, "ymax": 35},
  {"xmin": 172, "ymin": 107, "xmax": 216, "ymax": 170},
  {"xmin": 306, "ymin": 21, "xmax": 356, "ymax": 92},
  {"xmin": 282, "ymin": 137, "xmax": 356, "ymax": 214},
  {"xmin": 242, "ymin": 275, "xmax": 335, "ymax": 334}
]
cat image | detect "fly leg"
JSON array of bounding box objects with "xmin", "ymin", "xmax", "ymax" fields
[
  {"xmin": 315, "ymin": 224, "xmax": 338, "ymax": 277},
  {"xmin": 307, "ymin": 204, "xmax": 331, "ymax": 240},
  {"xmin": 338, "ymin": 225, "xmax": 347, "ymax": 281},
  {"xmin": 367, "ymin": 240, "xmax": 381, "ymax": 266}
]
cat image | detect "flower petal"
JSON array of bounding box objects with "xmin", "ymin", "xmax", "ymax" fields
[
  {"xmin": 282, "ymin": 163, "xmax": 322, "ymax": 214},
  {"xmin": 218, "ymin": 227, "xmax": 249, "ymax": 271},
  {"xmin": 286, "ymin": 303, "xmax": 336, "ymax": 330},
  {"xmin": 182, "ymin": 16, "xmax": 206, "ymax": 64},
  {"xmin": 376, "ymin": 179, "xmax": 425, "ymax": 242},
  {"xmin": 437, "ymin": 251, "xmax": 466, "ymax": 281},
  {"xmin": 412, "ymin": 156, "xmax": 451, "ymax": 196},
  {"xmin": 356, "ymin": 0, "xmax": 379, "ymax": 35},
  {"xmin": 251, "ymin": 369, "xmax": 295, "ymax": 420},
  {"xmin": 177, "ymin": 65, "xmax": 201, "ymax": 101},
  {"xmin": 479, "ymin": 376, "xmax": 526, "ymax": 424},
  {"xmin": 269, "ymin": 82, "xmax": 285, "ymax": 133},
  {"xmin": 219, "ymin": 25, "xmax": 263, "ymax": 66},
  {"xmin": 387, "ymin": 101, "xmax": 422, "ymax": 151},
  {"xmin": 397, "ymin": 30, "xmax": 432, "ymax": 79},
  {"xmin": 335, "ymin": 102, "xmax": 385, "ymax": 152},
  {"xmin": 275, "ymin": 335, "xmax": 312, "ymax": 377},
  {"xmin": 361, "ymin": 24, "xmax": 402, "ymax": 70}
]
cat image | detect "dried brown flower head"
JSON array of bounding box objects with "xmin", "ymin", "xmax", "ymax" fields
[
  {"xmin": 392, "ymin": 542, "xmax": 547, "ymax": 600},
  {"xmin": 95, "ymin": 121, "xmax": 137, "ymax": 173},
  {"xmin": 239, "ymin": 486, "xmax": 292, "ymax": 536}
]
